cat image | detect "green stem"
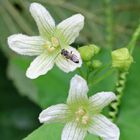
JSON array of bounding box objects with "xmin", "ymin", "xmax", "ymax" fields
[
  {"xmin": 93, "ymin": 69, "xmax": 113, "ymax": 85},
  {"xmin": 2, "ymin": 0, "xmax": 34, "ymax": 35},
  {"xmin": 91, "ymin": 63, "xmax": 111, "ymax": 77},
  {"xmin": 104, "ymin": 0, "xmax": 114, "ymax": 49},
  {"xmin": 89, "ymin": 68, "xmax": 114, "ymax": 88},
  {"xmin": 127, "ymin": 22, "xmax": 140, "ymax": 54},
  {"xmin": 0, "ymin": 5, "xmax": 18, "ymax": 33}
]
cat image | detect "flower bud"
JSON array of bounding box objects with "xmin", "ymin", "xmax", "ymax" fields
[
  {"xmin": 92, "ymin": 60, "xmax": 102, "ymax": 69},
  {"xmin": 89, "ymin": 44, "xmax": 100, "ymax": 55},
  {"xmin": 78, "ymin": 44, "xmax": 100, "ymax": 61},
  {"xmin": 111, "ymin": 48, "xmax": 133, "ymax": 71}
]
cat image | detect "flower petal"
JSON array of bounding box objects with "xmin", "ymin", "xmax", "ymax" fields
[
  {"xmin": 55, "ymin": 46, "xmax": 82, "ymax": 73},
  {"xmin": 89, "ymin": 92, "xmax": 116, "ymax": 112},
  {"xmin": 30, "ymin": 3, "xmax": 55, "ymax": 38},
  {"xmin": 67, "ymin": 75, "xmax": 88, "ymax": 104},
  {"xmin": 26, "ymin": 52, "xmax": 56, "ymax": 79},
  {"xmin": 62, "ymin": 121, "xmax": 87, "ymax": 140},
  {"xmin": 57, "ymin": 14, "xmax": 84, "ymax": 44},
  {"xmin": 8, "ymin": 34, "xmax": 45, "ymax": 56},
  {"xmin": 39, "ymin": 104, "xmax": 69, "ymax": 123},
  {"xmin": 88, "ymin": 114, "xmax": 120, "ymax": 140}
]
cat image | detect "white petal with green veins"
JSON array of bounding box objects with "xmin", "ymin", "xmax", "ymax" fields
[
  {"xmin": 8, "ymin": 34, "xmax": 45, "ymax": 56},
  {"xmin": 39, "ymin": 104, "xmax": 69, "ymax": 123},
  {"xmin": 89, "ymin": 92, "xmax": 116, "ymax": 112},
  {"xmin": 61, "ymin": 121, "xmax": 87, "ymax": 140},
  {"xmin": 30, "ymin": 3, "xmax": 55, "ymax": 39},
  {"xmin": 26, "ymin": 52, "xmax": 56, "ymax": 79},
  {"xmin": 57, "ymin": 14, "xmax": 84, "ymax": 45},
  {"xmin": 67, "ymin": 74, "xmax": 88, "ymax": 105},
  {"xmin": 88, "ymin": 114, "xmax": 120, "ymax": 140}
]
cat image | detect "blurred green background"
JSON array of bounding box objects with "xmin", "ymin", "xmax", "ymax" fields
[{"xmin": 0, "ymin": 0, "xmax": 140, "ymax": 140}]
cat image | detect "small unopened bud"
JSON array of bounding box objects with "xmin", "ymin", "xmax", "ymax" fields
[
  {"xmin": 111, "ymin": 48, "xmax": 133, "ymax": 71},
  {"xmin": 92, "ymin": 60, "xmax": 102, "ymax": 69},
  {"xmin": 78, "ymin": 44, "xmax": 100, "ymax": 61},
  {"xmin": 89, "ymin": 44, "xmax": 100, "ymax": 55}
]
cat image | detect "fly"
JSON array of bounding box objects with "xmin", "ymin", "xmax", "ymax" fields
[{"xmin": 61, "ymin": 49, "xmax": 79, "ymax": 63}]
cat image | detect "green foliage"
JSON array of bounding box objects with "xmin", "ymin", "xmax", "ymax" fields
[
  {"xmin": 118, "ymin": 47, "xmax": 140, "ymax": 140},
  {"xmin": 0, "ymin": 50, "xmax": 40, "ymax": 140},
  {"xmin": 24, "ymin": 123, "xmax": 98, "ymax": 140},
  {"xmin": 7, "ymin": 56, "xmax": 74, "ymax": 108},
  {"xmin": 0, "ymin": 0, "xmax": 140, "ymax": 140},
  {"xmin": 23, "ymin": 47, "xmax": 140, "ymax": 140}
]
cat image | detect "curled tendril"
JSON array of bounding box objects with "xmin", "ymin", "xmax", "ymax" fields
[{"xmin": 109, "ymin": 71, "xmax": 127, "ymax": 122}]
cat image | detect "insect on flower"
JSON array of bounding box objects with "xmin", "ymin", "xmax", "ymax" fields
[
  {"xmin": 61, "ymin": 49, "xmax": 79, "ymax": 63},
  {"xmin": 7, "ymin": 2, "xmax": 84, "ymax": 79}
]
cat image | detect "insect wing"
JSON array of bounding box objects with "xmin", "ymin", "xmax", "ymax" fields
[{"xmin": 71, "ymin": 54, "xmax": 79, "ymax": 63}]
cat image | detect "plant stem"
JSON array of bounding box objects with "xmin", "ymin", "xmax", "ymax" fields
[
  {"xmin": 104, "ymin": 0, "xmax": 114, "ymax": 49},
  {"xmin": 0, "ymin": 5, "xmax": 18, "ymax": 33},
  {"xmin": 127, "ymin": 22, "xmax": 140, "ymax": 54},
  {"xmin": 89, "ymin": 68, "xmax": 114, "ymax": 88},
  {"xmin": 2, "ymin": 0, "xmax": 34, "ymax": 35}
]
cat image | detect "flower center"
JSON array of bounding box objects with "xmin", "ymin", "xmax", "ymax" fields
[
  {"xmin": 51, "ymin": 37, "xmax": 59, "ymax": 47},
  {"xmin": 44, "ymin": 37, "xmax": 60, "ymax": 53},
  {"xmin": 75, "ymin": 107, "xmax": 90, "ymax": 125}
]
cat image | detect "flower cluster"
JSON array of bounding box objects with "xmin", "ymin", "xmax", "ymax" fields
[{"xmin": 7, "ymin": 2, "xmax": 120, "ymax": 140}]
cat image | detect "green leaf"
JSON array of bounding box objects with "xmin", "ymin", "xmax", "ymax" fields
[
  {"xmin": 24, "ymin": 124, "xmax": 63, "ymax": 140},
  {"xmin": 7, "ymin": 56, "xmax": 74, "ymax": 108},
  {"xmin": 117, "ymin": 46, "xmax": 140, "ymax": 140},
  {"xmin": 24, "ymin": 123, "xmax": 99, "ymax": 140},
  {"xmin": 0, "ymin": 49, "xmax": 40, "ymax": 140}
]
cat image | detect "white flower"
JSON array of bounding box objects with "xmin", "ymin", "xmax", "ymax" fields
[
  {"xmin": 39, "ymin": 75, "xmax": 120, "ymax": 140},
  {"xmin": 8, "ymin": 3, "xmax": 84, "ymax": 79}
]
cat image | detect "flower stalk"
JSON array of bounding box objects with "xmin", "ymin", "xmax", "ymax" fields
[
  {"xmin": 127, "ymin": 21, "xmax": 140, "ymax": 54},
  {"xmin": 104, "ymin": 0, "xmax": 114, "ymax": 49}
]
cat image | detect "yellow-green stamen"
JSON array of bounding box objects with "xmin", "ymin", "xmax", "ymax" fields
[{"xmin": 75, "ymin": 107, "xmax": 90, "ymax": 125}]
